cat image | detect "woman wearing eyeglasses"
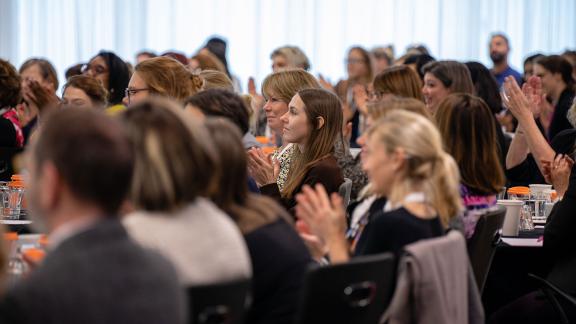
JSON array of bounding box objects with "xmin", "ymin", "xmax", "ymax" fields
[
  {"xmin": 83, "ymin": 51, "xmax": 130, "ymax": 114},
  {"xmin": 123, "ymin": 57, "xmax": 203, "ymax": 107}
]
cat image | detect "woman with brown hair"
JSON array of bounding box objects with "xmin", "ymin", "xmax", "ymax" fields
[
  {"xmin": 320, "ymin": 46, "xmax": 373, "ymax": 147},
  {"xmin": 421, "ymin": 60, "xmax": 475, "ymax": 113},
  {"xmin": 121, "ymin": 98, "xmax": 251, "ymax": 286},
  {"xmin": 198, "ymin": 69, "xmax": 234, "ymax": 91},
  {"xmin": 257, "ymin": 69, "xmax": 322, "ymax": 190},
  {"xmin": 189, "ymin": 51, "xmax": 227, "ymax": 74},
  {"xmin": 249, "ymin": 88, "xmax": 344, "ymax": 216},
  {"xmin": 61, "ymin": 75, "xmax": 108, "ymax": 109},
  {"xmin": 123, "ymin": 56, "xmax": 203, "ymax": 106},
  {"xmin": 372, "ymin": 65, "xmax": 424, "ymax": 101},
  {"xmin": 436, "ymin": 93, "xmax": 506, "ymax": 238},
  {"xmin": 205, "ymin": 118, "xmax": 311, "ymax": 324}
]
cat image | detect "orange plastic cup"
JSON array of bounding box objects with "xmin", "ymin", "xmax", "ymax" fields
[
  {"xmin": 23, "ymin": 248, "xmax": 46, "ymax": 263},
  {"xmin": 3, "ymin": 232, "xmax": 18, "ymax": 241},
  {"xmin": 255, "ymin": 136, "xmax": 270, "ymax": 145},
  {"xmin": 261, "ymin": 146, "xmax": 277, "ymax": 156}
]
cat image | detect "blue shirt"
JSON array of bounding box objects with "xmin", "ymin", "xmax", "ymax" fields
[{"xmin": 493, "ymin": 65, "xmax": 523, "ymax": 88}]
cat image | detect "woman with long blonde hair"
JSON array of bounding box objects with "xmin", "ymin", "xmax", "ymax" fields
[{"xmin": 296, "ymin": 110, "xmax": 462, "ymax": 262}]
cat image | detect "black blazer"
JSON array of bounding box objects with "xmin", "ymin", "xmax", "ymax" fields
[{"xmin": 0, "ymin": 219, "xmax": 186, "ymax": 324}]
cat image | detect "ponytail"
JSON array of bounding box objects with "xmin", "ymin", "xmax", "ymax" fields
[
  {"xmin": 425, "ymin": 152, "xmax": 463, "ymax": 227},
  {"xmin": 368, "ymin": 110, "xmax": 463, "ymax": 228}
]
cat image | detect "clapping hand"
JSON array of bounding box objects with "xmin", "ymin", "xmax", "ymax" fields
[
  {"xmin": 502, "ymin": 76, "xmax": 538, "ymax": 123},
  {"xmin": 22, "ymin": 80, "xmax": 60, "ymax": 118},
  {"xmin": 542, "ymin": 154, "xmax": 574, "ymax": 198},
  {"xmin": 295, "ymin": 219, "xmax": 329, "ymax": 262},
  {"xmin": 352, "ymin": 84, "xmax": 368, "ymax": 116},
  {"xmin": 295, "ymin": 184, "xmax": 349, "ymax": 262},
  {"xmin": 247, "ymin": 147, "xmax": 279, "ymax": 187}
]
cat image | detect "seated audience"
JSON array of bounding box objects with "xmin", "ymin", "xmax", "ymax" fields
[
  {"xmin": 124, "ymin": 56, "xmax": 203, "ymax": 106},
  {"xmin": 534, "ymin": 55, "xmax": 575, "ymax": 140},
  {"xmin": 121, "ymin": 98, "xmax": 251, "ymax": 286},
  {"xmin": 296, "ymin": 110, "xmax": 462, "ymax": 262},
  {"xmin": 421, "ymin": 60, "xmax": 475, "ymax": 113},
  {"xmin": 205, "ymin": 118, "xmax": 312, "ymax": 324},
  {"xmin": 248, "ymin": 88, "xmax": 344, "ymax": 216},
  {"xmin": 436, "ymin": 94, "xmax": 506, "ymax": 237},
  {"xmin": 523, "ymin": 53, "xmax": 544, "ymax": 82},
  {"xmin": 61, "ymin": 75, "xmax": 108, "ymax": 109},
  {"xmin": 185, "ymin": 89, "xmax": 260, "ymax": 149},
  {"xmin": 83, "ymin": 51, "xmax": 131, "ymax": 114},
  {"xmin": 504, "ymin": 76, "xmax": 576, "ymax": 186},
  {"xmin": 0, "ymin": 109, "xmax": 185, "ymax": 324},
  {"xmin": 18, "ymin": 58, "xmax": 59, "ymax": 142},
  {"xmin": 341, "ymin": 97, "xmax": 432, "ymax": 257}
]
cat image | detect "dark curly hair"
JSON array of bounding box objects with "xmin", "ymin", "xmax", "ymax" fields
[{"xmin": 0, "ymin": 59, "xmax": 21, "ymax": 108}]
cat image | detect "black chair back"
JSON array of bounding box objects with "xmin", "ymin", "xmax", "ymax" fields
[
  {"xmin": 529, "ymin": 273, "xmax": 576, "ymax": 324},
  {"xmin": 186, "ymin": 278, "xmax": 251, "ymax": 324},
  {"xmin": 294, "ymin": 253, "xmax": 396, "ymax": 324},
  {"xmin": 467, "ymin": 205, "xmax": 506, "ymax": 293}
]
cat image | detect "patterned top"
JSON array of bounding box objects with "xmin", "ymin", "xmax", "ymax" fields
[
  {"xmin": 272, "ymin": 144, "xmax": 295, "ymax": 191},
  {"xmin": 460, "ymin": 184, "xmax": 498, "ymax": 239}
]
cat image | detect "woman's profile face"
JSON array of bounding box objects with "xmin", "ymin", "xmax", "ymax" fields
[
  {"xmin": 361, "ymin": 134, "xmax": 399, "ymax": 196},
  {"xmin": 280, "ymin": 94, "xmax": 311, "ymax": 146},
  {"xmin": 83, "ymin": 56, "xmax": 110, "ymax": 90},
  {"xmin": 422, "ymin": 72, "xmax": 450, "ymax": 113},
  {"xmin": 123, "ymin": 72, "xmax": 150, "ymax": 106},
  {"xmin": 263, "ymin": 90, "xmax": 289, "ymax": 134}
]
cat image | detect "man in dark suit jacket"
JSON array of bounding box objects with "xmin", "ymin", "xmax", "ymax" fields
[{"xmin": 0, "ymin": 109, "xmax": 186, "ymax": 324}]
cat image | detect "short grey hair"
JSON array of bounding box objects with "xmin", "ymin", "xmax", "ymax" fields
[{"xmin": 270, "ymin": 46, "xmax": 311, "ymax": 71}]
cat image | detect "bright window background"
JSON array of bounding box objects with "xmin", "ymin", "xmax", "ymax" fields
[{"xmin": 0, "ymin": 0, "xmax": 574, "ymax": 93}]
